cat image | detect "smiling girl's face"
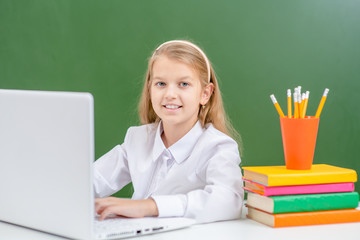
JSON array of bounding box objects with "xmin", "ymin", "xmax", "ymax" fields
[{"xmin": 150, "ymin": 56, "xmax": 210, "ymax": 132}]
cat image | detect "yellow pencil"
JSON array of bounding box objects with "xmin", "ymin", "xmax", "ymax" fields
[
  {"xmin": 315, "ymin": 88, "xmax": 329, "ymax": 118},
  {"xmin": 299, "ymin": 93, "xmax": 305, "ymax": 118},
  {"xmin": 270, "ymin": 94, "xmax": 285, "ymax": 118},
  {"xmin": 293, "ymin": 92, "xmax": 299, "ymax": 118},
  {"xmin": 301, "ymin": 91, "xmax": 310, "ymax": 118},
  {"xmin": 287, "ymin": 89, "xmax": 292, "ymax": 118}
]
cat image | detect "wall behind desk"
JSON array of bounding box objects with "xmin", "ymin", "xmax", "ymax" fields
[{"xmin": 1, "ymin": 0, "xmax": 359, "ymax": 196}]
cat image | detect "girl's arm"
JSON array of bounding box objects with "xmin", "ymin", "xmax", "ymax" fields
[
  {"xmin": 95, "ymin": 197, "xmax": 158, "ymax": 220},
  {"xmin": 93, "ymin": 144, "xmax": 131, "ymax": 198},
  {"xmin": 184, "ymin": 153, "xmax": 243, "ymax": 222}
]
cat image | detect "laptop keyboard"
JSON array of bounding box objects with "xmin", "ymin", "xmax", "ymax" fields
[{"xmin": 94, "ymin": 217, "xmax": 166, "ymax": 239}]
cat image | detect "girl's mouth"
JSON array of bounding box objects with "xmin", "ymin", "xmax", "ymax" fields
[{"xmin": 163, "ymin": 105, "xmax": 182, "ymax": 110}]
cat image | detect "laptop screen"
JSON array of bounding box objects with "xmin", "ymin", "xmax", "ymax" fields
[{"xmin": 0, "ymin": 89, "xmax": 95, "ymax": 239}]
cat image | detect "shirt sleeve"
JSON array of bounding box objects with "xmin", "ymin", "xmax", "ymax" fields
[
  {"xmin": 152, "ymin": 138, "xmax": 244, "ymax": 223},
  {"xmin": 185, "ymin": 150, "xmax": 244, "ymax": 223},
  {"xmin": 93, "ymin": 143, "xmax": 131, "ymax": 198},
  {"xmin": 151, "ymin": 194, "xmax": 187, "ymax": 217}
]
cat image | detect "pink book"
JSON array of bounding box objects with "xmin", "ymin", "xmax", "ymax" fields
[{"xmin": 243, "ymin": 179, "xmax": 355, "ymax": 196}]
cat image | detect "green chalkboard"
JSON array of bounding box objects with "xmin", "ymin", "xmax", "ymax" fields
[{"xmin": 1, "ymin": 0, "xmax": 359, "ymax": 197}]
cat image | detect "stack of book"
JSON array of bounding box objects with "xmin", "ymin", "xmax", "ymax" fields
[{"xmin": 243, "ymin": 164, "xmax": 360, "ymax": 227}]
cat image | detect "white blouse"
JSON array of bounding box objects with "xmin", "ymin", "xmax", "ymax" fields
[{"xmin": 93, "ymin": 121, "xmax": 244, "ymax": 223}]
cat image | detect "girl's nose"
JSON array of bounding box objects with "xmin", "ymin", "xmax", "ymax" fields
[{"xmin": 164, "ymin": 85, "xmax": 177, "ymax": 99}]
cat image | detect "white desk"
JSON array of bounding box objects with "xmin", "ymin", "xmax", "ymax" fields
[{"xmin": 1, "ymin": 207, "xmax": 360, "ymax": 240}]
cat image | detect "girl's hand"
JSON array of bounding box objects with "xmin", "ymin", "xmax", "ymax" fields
[{"xmin": 95, "ymin": 197, "xmax": 159, "ymax": 220}]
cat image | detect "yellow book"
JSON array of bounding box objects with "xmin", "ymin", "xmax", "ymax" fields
[{"xmin": 242, "ymin": 164, "xmax": 357, "ymax": 186}]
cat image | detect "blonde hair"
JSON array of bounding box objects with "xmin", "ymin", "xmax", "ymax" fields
[{"xmin": 138, "ymin": 40, "xmax": 242, "ymax": 150}]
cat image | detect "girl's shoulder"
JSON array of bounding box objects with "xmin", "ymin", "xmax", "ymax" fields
[
  {"xmin": 126, "ymin": 122, "xmax": 158, "ymax": 137},
  {"xmin": 203, "ymin": 123, "xmax": 234, "ymax": 140},
  {"xmin": 194, "ymin": 123, "xmax": 241, "ymax": 166},
  {"xmin": 127, "ymin": 122, "xmax": 157, "ymax": 132},
  {"xmin": 200, "ymin": 123, "xmax": 238, "ymax": 147},
  {"xmin": 123, "ymin": 122, "xmax": 158, "ymax": 145}
]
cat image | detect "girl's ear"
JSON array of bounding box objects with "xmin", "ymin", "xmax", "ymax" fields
[{"xmin": 200, "ymin": 83, "xmax": 214, "ymax": 105}]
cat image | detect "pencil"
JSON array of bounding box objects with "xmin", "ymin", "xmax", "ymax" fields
[
  {"xmin": 299, "ymin": 93, "xmax": 305, "ymax": 118},
  {"xmin": 270, "ymin": 94, "xmax": 285, "ymax": 118},
  {"xmin": 315, "ymin": 88, "xmax": 329, "ymax": 118},
  {"xmin": 287, "ymin": 89, "xmax": 292, "ymax": 118},
  {"xmin": 293, "ymin": 92, "xmax": 299, "ymax": 118},
  {"xmin": 301, "ymin": 91, "xmax": 310, "ymax": 118}
]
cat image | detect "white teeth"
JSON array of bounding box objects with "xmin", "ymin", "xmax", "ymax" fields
[{"xmin": 165, "ymin": 105, "xmax": 180, "ymax": 109}]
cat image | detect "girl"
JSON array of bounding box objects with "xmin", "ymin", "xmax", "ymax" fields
[{"xmin": 94, "ymin": 40, "xmax": 244, "ymax": 223}]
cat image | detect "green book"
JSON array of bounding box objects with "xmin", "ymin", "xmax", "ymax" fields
[{"xmin": 246, "ymin": 191, "xmax": 359, "ymax": 214}]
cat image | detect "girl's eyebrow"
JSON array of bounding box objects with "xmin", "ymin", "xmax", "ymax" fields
[
  {"xmin": 178, "ymin": 76, "xmax": 194, "ymax": 81},
  {"xmin": 151, "ymin": 76, "xmax": 165, "ymax": 81}
]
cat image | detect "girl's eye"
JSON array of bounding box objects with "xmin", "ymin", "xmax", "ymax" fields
[
  {"xmin": 180, "ymin": 82, "xmax": 189, "ymax": 87},
  {"xmin": 155, "ymin": 82, "xmax": 166, "ymax": 87}
]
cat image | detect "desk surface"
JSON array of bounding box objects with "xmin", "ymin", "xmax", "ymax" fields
[{"xmin": 1, "ymin": 207, "xmax": 360, "ymax": 240}]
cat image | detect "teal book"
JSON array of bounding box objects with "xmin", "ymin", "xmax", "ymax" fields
[{"xmin": 246, "ymin": 191, "xmax": 359, "ymax": 214}]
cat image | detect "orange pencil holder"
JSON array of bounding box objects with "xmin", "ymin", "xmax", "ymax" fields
[{"xmin": 280, "ymin": 117, "xmax": 320, "ymax": 170}]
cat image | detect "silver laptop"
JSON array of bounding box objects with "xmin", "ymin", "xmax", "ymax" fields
[{"xmin": 0, "ymin": 89, "xmax": 195, "ymax": 240}]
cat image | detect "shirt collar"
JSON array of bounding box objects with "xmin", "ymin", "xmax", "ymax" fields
[
  {"xmin": 152, "ymin": 121, "xmax": 204, "ymax": 164},
  {"xmin": 152, "ymin": 122, "xmax": 166, "ymax": 162}
]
